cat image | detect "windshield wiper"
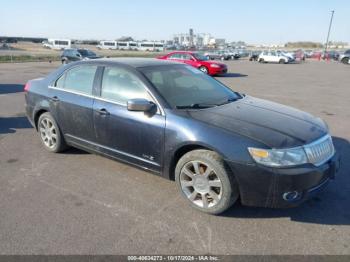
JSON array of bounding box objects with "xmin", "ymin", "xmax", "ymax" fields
[
  {"xmin": 176, "ymin": 98, "xmax": 239, "ymax": 109},
  {"xmin": 216, "ymin": 97, "xmax": 238, "ymax": 106},
  {"xmin": 176, "ymin": 103, "xmax": 217, "ymax": 109}
]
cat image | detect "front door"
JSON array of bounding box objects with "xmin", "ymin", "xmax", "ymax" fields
[{"xmin": 93, "ymin": 66, "xmax": 165, "ymax": 172}]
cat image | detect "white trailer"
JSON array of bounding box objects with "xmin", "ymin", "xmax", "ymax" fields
[
  {"xmin": 117, "ymin": 41, "xmax": 129, "ymax": 50},
  {"xmin": 97, "ymin": 40, "xmax": 117, "ymax": 50},
  {"xmin": 128, "ymin": 41, "xmax": 138, "ymax": 50},
  {"xmin": 138, "ymin": 41, "xmax": 164, "ymax": 52},
  {"xmin": 43, "ymin": 39, "xmax": 71, "ymax": 50}
]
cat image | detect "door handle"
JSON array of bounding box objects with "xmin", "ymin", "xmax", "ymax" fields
[
  {"xmin": 97, "ymin": 108, "xmax": 110, "ymax": 116},
  {"xmin": 50, "ymin": 96, "xmax": 60, "ymax": 102}
]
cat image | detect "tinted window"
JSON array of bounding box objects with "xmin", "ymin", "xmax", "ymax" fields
[
  {"xmin": 181, "ymin": 54, "xmax": 192, "ymax": 60},
  {"xmin": 57, "ymin": 66, "xmax": 97, "ymax": 95},
  {"xmin": 105, "ymin": 42, "xmax": 116, "ymax": 46},
  {"xmin": 101, "ymin": 67, "xmax": 151, "ymax": 104},
  {"xmin": 192, "ymin": 53, "xmax": 209, "ymax": 61},
  {"xmin": 142, "ymin": 65, "xmax": 239, "ymax": 108},
  {"xmin": 55, "ymin": 74, "xmax": 65, "ymax": 88},
  {"xmin": 168, "ymin": 53, "xmax": 181, "ymax": 59},
  {"xmin": 78, "ymin": 49, "xmax": 96, "ymax": 57}
]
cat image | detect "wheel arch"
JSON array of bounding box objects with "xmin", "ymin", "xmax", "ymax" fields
[
  {"xmin": 168, "ymin": 143, "xmax": 225, "ymax": 181},
  {"xmin": 34, "ymin": 108, "xmax": 49, "ymax": 130}
]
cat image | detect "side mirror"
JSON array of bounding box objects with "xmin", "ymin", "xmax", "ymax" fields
[{"xmin": 127, "ymin": 98, "xmax": 155, "ymax": 112}]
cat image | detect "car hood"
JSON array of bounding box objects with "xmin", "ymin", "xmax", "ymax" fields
[{"xmin": 187, "ymin": 96, "xmax": 328, "ymax": 148}]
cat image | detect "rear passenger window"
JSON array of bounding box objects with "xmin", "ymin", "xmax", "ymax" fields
[
  {"xmin": 56, "ymin": 66, "xmax": 97, "ymax": 95},
  {"xmin": 101, "ymin": 67, "xmax": 152, "ymax": 105}
]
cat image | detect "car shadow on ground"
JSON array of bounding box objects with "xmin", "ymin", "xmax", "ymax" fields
[
  {"xmin": 222, "ymin": 136, "xmax": 350, "ymax": 225},
  {"xmin": 0, "ymin": 84, "xmax": 24, "ymax": 95},
  {"xmin": 219, "ymin": 73, "xmax": 248, "ymax": 78},
  {"xmin": 0, "ymin": 116, "xmax": 32, "ymax": 134}
]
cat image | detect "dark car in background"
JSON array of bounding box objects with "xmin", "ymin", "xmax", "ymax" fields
[
  {"xmin": 204, "ymin": 50, "xmax": 240, "ymax": 61},
  {"xmin": 249, "ymin": 51, "xmax": 261, "ymax": 61},
  {"xmin": 323, "ymin": 50, "xmax": 340, "ymax": 61},
  {"xmin": 24, "ymin": 58, "xmax": 339, "ymax": 215},
  {"xmin": 61, "ymin": 48, "xmax": 101, "ymax": 64}
]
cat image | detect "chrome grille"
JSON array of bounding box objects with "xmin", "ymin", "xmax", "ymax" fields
[{"xmin": 304, "ymin": 135, "xmax": 335, "ymax": 166}]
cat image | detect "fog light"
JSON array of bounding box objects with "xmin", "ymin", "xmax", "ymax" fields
[{"xmin": 283, "ymin": 191, "xmax": 302, "ymax": 202}]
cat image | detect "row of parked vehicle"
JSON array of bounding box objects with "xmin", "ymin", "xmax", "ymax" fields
[
  {"xmin": 203, "ymin": 50, "xmax": 242, "ymax": 60},
  {"xmin": 249, "ymin": 49, "xmax": 350, "ymax": 65}
]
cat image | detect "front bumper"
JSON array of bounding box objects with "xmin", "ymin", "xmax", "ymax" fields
[
  {"xmin": 228, "ymin": 153, "xmax": 340, "ymax": 208},
  {"xmin": 210, "ymin": 67, "xmax": 227, "ymax": 75}
]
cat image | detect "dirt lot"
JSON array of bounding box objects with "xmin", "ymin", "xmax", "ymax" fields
[
  {"xmin": 0, "ymin": 42, "xmax": 164, "ymax": 59},
  {"xmin": 0, "ymin": 60, "xmax": 349, "ymax": 255}
]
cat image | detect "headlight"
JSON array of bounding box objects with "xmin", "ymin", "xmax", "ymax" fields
[
  {"xmin": 210, "ymin": 64, "xmax": 221, "ymax": 68},
  {"xmin": 248, "ymin": 147, "xmax": 308, "ymax": 167}
]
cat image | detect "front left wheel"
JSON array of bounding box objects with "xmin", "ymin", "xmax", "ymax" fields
[
  {"xmin": 175, "ymin": 150, "xmax": 239, "ymax": 215},
  {"xmin": 199, "ymin": 66, "xmax": 209, "ymax": 74},
  {"xmin": 38, "ymin": 112, "xmax": 68, "ymax": 153},
  {"xmin": 279, "ymin": 59, "xmax": 286, "ymax": 64}
]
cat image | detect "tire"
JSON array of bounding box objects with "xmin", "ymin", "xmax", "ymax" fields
[
  {"xmin": 259, "ymin": 58, "xmax": 264, "ymax": 63},
  {"xmin": 37, "ymin": 112, "xmax": 68, "ymax": 153},
  {"xmin": 342, "ymin": 57, "xmax": 349, "ymax": 65},
  {"xmin": 279, "ymin": 59, "xmax": 285, "ymax": 64},
  {"xmin": 199, "ymin": 66, "xmax": 209, "ymax": 74},
  {"xmin": 175, "ymin": 149, "xmax": 239, "ymax": 215},
  {"xmin": 62, "ymin": 58, "xmax": 68, "ymax": 65}
]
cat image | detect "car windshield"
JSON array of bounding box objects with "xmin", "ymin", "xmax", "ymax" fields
[
  {"xmin": 141, "ymin": 65, "xmax": 241, "ymax": 109},
  {"xmin": 192, "ymin": 53, "xmax": 209, "ymax": 61},
  {"xmin": 78, "ymin": 49, "xmax": 96, "ymax": 57}
]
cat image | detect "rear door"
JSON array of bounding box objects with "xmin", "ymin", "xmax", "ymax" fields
[
  {"xmin": 49, "ymin": 65, "xmax": 98, "ymax": 145},
  {"xmin": 92, "ymin": 66, "xmax": 165, "ymax": 172}
]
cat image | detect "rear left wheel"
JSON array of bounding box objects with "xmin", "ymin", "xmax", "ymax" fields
[
  {"xmin": 38, "ymin": 112, "xmax": 68, "ymax": 153},
  {"xmin": 341, "ymin": 57, "xmax": 349, "ymax": 65},
  {"xmin": 175, "ymin": 149, "xmax": 239, "ymax": 215}
]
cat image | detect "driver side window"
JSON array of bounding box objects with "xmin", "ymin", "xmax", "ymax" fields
[{"xmin": 100, "ymin": 67, "xmax": 153, "ymax": 105}]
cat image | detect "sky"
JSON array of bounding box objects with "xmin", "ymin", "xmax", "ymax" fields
[{"xmin": 0, "ymin": 0, "xmax": 349, "ymax": 44}]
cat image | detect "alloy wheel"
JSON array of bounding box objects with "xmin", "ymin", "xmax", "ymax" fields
[
  {"xmin": 39, "ymin": 117, "xmax": 57, "ymax": 149},
  {"xmin": 179, "ymin": 161, "xmax": 223, "ymax": 209}
]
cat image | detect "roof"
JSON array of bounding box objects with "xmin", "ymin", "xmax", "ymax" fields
[{"xmin": 94, "ymin": 57, "xmax": 180, "ymax": 68}]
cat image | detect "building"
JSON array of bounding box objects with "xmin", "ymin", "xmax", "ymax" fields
[{"xmin": 173, "ymin": 29, "xmax": 222, "ymax": 48}]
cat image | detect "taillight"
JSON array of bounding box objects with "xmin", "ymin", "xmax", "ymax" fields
[{"xmin": 24, "ymin": 82, "xmax": 31, "ymax": 92}]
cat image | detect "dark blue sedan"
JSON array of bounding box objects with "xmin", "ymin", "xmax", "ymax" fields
[{"xmin": 24, "ymin": 58, "xmax": 339, "ymax": 214}]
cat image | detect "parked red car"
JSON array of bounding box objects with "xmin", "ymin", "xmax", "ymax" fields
[{"xmin": 157, "ymin": 51, "xmax": 228, "ymax": 76}]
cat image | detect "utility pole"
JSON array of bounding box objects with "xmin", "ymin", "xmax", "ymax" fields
[{"xmin": 324, "ymin": 10, "xmax": 335, "ymax": 53}]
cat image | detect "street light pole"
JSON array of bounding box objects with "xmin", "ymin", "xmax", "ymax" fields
[{"xmin": 325, "ymin": 10, "xmax": 335, "ymax": 53}]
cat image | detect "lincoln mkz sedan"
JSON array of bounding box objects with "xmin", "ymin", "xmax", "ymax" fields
[{"xmin": 25, "ymin": 58, "xmax": 339, "ymax": 214}]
